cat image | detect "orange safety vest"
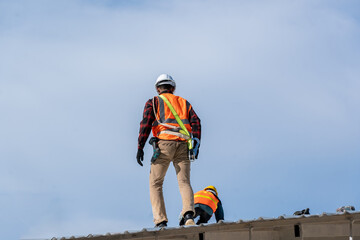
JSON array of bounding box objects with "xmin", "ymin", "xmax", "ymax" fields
[
  {"xmin": 194, "ymin": 190, "xmax": 219, "ymax": 213},
  {"xmin": 152, "ymin": 93, "xmax": 192, "ymax": 141}
]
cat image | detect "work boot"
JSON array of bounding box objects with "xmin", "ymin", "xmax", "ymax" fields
[
  {"xmin": 183, "ymin": 212, "xmax": 195, "ymax": 226},
  {"xmin": 155, "ymin": 221, "xmax": 167, "ymax": 228},
  {"xmin": 294, "ymin": 208, "xmax": 310, "ymax": 216},
  {"xmin": 303, "ymin": 208, "xmax": 310, "ymax": 215}
]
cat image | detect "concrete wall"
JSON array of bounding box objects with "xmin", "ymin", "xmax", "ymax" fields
[
  {"xmin": 353, "ymin": 219, "xmax": 360, "ymax": 240},
  {"xmin": 205, "ymin": 231, "xmax": 249, "ymax": 240},
  {"xmin": 302, "ymin": 221, "xmax": 350, "ymax": 240}
]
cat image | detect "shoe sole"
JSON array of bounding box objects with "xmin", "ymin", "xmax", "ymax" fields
[{"xmin": 185, "ymin": 219, "xmax": 195, "ymax": 226}]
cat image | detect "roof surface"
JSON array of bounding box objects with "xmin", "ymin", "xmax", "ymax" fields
[{"xmin": 52, "ymin": 211, "xmax": 360, "ymax": 240}]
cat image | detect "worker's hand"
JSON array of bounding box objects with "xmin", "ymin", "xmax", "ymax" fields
[{"xmin": 136, "ymin": 149, "xmax": 144, "ymax": 166}]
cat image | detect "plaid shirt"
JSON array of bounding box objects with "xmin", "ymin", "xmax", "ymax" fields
[{"xmin": 138, "ymin": 91, "xmax": 201, "ymax": 150}]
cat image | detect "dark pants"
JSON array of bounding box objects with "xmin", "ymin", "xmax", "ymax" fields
[{"xmin": 195, "ymin": 207, "xmax": 211, "ymax": 224}]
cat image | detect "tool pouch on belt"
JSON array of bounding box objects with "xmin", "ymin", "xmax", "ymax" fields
[
  {"xmin": 149, "ymin": 137, "xmax": 160, "ymax": 163},
  {"xmin": 189, "ymin": 137, "xmax": 200, "ymax": 161}
]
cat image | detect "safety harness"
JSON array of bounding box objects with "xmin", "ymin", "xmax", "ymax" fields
[{"xmin": 153, "ymin": 94, "xmax": 200, "ymax": 160}]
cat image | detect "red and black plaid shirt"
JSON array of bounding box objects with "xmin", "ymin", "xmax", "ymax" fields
[{"xmin": 138, "ymin": 91, "xmax": 201, "ymax": 150}]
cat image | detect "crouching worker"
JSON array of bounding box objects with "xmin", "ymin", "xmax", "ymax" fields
[{"xmin": 180, "ymin": 185, "xmax": 224, "ymax": 225}]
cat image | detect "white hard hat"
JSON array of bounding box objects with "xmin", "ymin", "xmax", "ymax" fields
[{"xmin": 155, "ymin": 74, "xmax": 176, "ymax": 89}]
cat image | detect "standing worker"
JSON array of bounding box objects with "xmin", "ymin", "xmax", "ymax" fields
[
  {"xmin": 180, "ymin": 186, "xmax": 224, "ymax": 225},
  {"xmin": 136, "ymin": 74, "xmax": 201, "ymax": 228}
]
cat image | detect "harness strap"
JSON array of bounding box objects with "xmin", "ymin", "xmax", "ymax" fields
[
  {"xmin": 159, "ymin": 122, "xmax": 180, "ymax": 130},
  {"xmin": 158, "ymin": 130, "xmax": 191, "ymax": 140}
]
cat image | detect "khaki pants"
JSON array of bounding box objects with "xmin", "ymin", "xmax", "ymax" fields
[{"xmin": 149, "ymin": 140, "xmax": 194, "ymax": 225}]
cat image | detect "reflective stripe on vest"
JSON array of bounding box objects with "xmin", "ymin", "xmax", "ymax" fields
[
  {"xmin": 194, "ymin": 190, "xmax": 219, "ymax": 213},
  {"xmin": 152, "ymin": 93, "xmax": 192, "ymax": 141}
]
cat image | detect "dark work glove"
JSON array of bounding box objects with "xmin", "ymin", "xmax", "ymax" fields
[{"xmin": 136, "ymin": 149, "xmax": 144, "ymax": 166}]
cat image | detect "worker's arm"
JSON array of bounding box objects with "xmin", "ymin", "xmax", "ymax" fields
[
  {"xmin": 138, "ymin": 98, "xmax": 156, "ymax": 150},
  {"xmin": 215, "ymin": 200, "xmax": 224, "ymax": 222},
  {"xmin": 189, "ymin": 106, "xmax": 201, "ymax": 140}
]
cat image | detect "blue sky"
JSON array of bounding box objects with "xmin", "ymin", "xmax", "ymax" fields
[{"xmin": 1, "ymin": 0, "xmax": 359, "ymax": 239}]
